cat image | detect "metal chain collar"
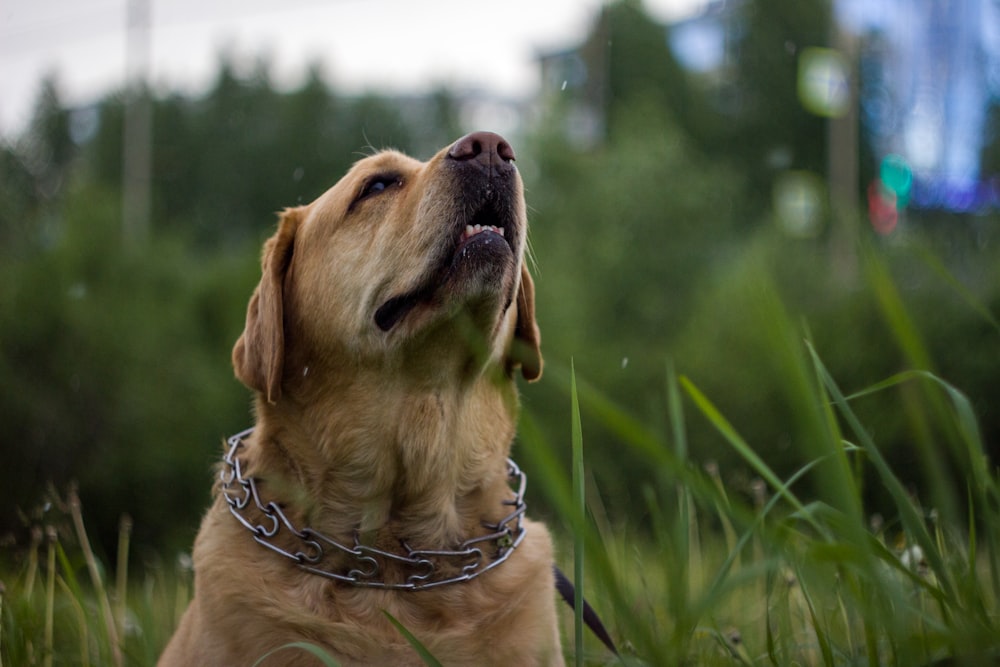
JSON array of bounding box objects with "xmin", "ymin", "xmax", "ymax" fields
[{"xmin": 220, "ymin": 428, "xmax": 527, "ymax": 591}]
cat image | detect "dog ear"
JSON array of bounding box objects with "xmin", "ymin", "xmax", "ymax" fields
[
  {"xmin": 232, "ymin": 208, "xmax": 301, "ymax": 403},
  {"xmin": 510, "ymin": 264, "xmax": 543, "ymax": 382}
]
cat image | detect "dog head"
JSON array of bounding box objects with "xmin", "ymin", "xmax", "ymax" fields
[{"xmin": 232, "ymin": 132, "xmax": 542, "ymax": 403}]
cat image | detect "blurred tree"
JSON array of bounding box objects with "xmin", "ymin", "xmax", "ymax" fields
[
  {"xmin": 522, "ymin": 0, "xmax": 998, "ymax": 521},
  {"xmin": 150, "ymin": 91, "xmax": 200, "ymax": 229},
  {"xmin": 0, "ymin": 55, "xmax": 455, "ymax": 557},
  {"xmin": 601, "ymin": 1, "xmax": 698, "ymax": 133},
  {"xmin": 725, "ymin": 0, "xmax": 831, "ymax": 207},
  {"xmin": 0, "ymin": 76, "xmax": 77, "ymax": 255},
  {"xmin": 1, "ymin": 20, "xmax": 997, "ymax": 559},
  {"xmin": 22, "ymin": 76, "xmax": 77, "ymax": 201},
  {"xmin": 0, "ymin": 183, "xmax": 259, "ymax": 554},
  {"xmin": 524, "ymin": 95, "xmax": 748, "ymax": 514},
  {"xmin": 427, "ymin": 87, "xmax": 465, "ymax": 151},
  {"xmin": 276, "ymin": 62, "xmax": 349, "ymax": 204},
  {"xmin": 548, "ymin": 0, "xmax": 834, "ymax": 214},
  {"xmin": 190, "ymin": 56, "xmax": 285, "ymax": 243},
  {"xmin": 84, "ymin": 54, "xmax": 423, "ymax": 248},
  {"xmin": 550, "ymin": 0, "xmax": 705, "ymax": 148},
  {"xmin": 0, "ymin": 142, "xmax": 39, "ymax": 255},
  {"xmin": 346, "ymin": 93, "xmax": 413, "ymax": 153},
  {"xmin": 982, "ymin": 103, "xmax": 1000, "ymax": 178}
]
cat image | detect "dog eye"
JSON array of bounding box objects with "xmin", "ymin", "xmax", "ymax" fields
[{"xmin": 355, "ymin": 175, "xmax": 400, "ymax": 205}]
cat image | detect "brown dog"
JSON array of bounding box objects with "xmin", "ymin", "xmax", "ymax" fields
[{"xmin": 158, "ymin": 132, "xmax": 562, "ymax": 666}]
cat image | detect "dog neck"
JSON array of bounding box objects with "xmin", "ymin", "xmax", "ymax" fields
[
  {"xmin": 241, "ymin": 361, "xmax": 521, "ymax": 552},
  {"xmin": 220, "ymin": 426, "xmax": 528, "ymax": 590}
]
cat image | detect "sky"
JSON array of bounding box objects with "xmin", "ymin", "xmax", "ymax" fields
[{"xmin": 0, "ymin": 0, "xmax": 706, "ymax": 135}]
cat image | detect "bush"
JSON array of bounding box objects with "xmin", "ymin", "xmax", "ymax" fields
[{"xmin": 0, "ymin": 185, "xmax": 260, "ymax": 557}]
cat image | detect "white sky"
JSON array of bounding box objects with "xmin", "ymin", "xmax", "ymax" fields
[{"xmin": 0, "ymin": 0, "xmax": 706, "ymax": 135}]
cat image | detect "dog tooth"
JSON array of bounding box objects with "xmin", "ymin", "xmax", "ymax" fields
[{"xmin": 463, "ymin": 224, "xmax": 506, "ymax": 239}]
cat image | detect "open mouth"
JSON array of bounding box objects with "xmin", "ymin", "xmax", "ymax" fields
[
  {"xmin": 461, "ymin": 222, "xmax": 504, "ymax": 245},
  {"xmin": 374, "ymin": 204, "xmax": 516, "ymax": 333}
]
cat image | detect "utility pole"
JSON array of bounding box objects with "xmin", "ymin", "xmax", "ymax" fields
[
  {"xmin": 122, "ymin": 0, "xmax": 152, "ymax": 247},
  {"xmin": 827, "ymin": 15, "xmax": 860, "ymax": 282}
]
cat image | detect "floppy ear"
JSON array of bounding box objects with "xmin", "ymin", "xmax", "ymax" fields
[
  {"xmin": 232, "ymin": 208, "xmax": 302, "ymax": 403},
  {"xmin": 510, "ymin": 264, "xmax": 543, "ymax": 382}
]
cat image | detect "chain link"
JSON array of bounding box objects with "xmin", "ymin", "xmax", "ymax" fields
[{"xmin": 220, "ymin": 428, "xmax": 527, "ymax": 590}]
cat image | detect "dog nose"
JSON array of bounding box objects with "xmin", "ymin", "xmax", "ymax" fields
[{"xmin": 448, "ymin": 131, "xmax": 516, "ymax": 171}]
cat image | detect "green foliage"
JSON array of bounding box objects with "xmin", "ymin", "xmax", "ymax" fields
[
  {"xmin": 3, "ymin": 249, "xmax": 1000, "ymax": 665},
  {"xmin": 1, "ymin": 0, "xmax": 998, "ymax": 595},
  {"xmin": 729, "ymin": 0, "xmax": 831, "ymax": 169},
  {"xmin": 518, "ymin": 274, "xmax": 1000, "ymax": 665},
  {"xmin": 658, "ymin": 232, "xmax": 1000, "ymax": 509},
  {"xmin": 2, "ymin": 1, "xmax": 999, "ymax": 663},
  {"xmin": 601, "ymin": 1, "xmax": 695, "ymax": 131},
  {"xmin": 80, "ymin": 55, "xmax": 449, "ymax": 249},
  {"xmin": 0, "ymin": 487, "xmax": 191, "ymax": 666},
  {"xmin": 0, "ymin": 56, "xmax": 468, "ymax": 557},
  {"xmin": 0, "ymin": 184, "xmax": 259, "ymax": 554},
  {"xmin": 527, "ymin": 96, "xmax": 746, "ymax": 357}
]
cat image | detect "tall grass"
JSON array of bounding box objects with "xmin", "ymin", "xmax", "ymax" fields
[
  {"xmin": 3, "ymin": 251, "xmax": 999, "ymax": 666},
  {"xmin": 517, "ymin": 250, "xmax": 1000, "ymax": 666},
  {"xmin": 0, "ymin": 484, "xmax": 195, "ymax": 666}
]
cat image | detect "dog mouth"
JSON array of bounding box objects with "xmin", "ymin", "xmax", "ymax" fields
[{"xmin": 374, "ymin": 204, "xmax": 517, "ymax": 333}]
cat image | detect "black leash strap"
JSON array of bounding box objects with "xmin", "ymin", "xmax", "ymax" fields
[{"xmin": 553, "ymin": 565, "xmax": 618, "ymax": 656}]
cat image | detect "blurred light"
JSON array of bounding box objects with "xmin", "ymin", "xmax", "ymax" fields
[
  {"xmin": 798, "ymin": 47, "xmax": 850, "ymax": 118},
  {"xmin": 867, "ymin": 180, "xmax": 898, "ymax": 235},
  {"xmin": 68, "ymin": 105, "xmax": 100, "ymax": 145},
  {"xmin": 849, "ymin": 0, "xmax": 999, "ymax": 212},
  {"xmin": 904, "ymin": 100, "xmax": 943, "ymax": 173},
  {"xmin": 878, "ymin": 154, "xmax": 912, "ymax": 207},
  {"xmin": 908, "ymin": 176, "xmax": 998, "ymax": 213},
  {"xmin": 773, "ymin": 171, "xmax": 825, "ymax": 238},
  {"xmin": 668, "ymin": 16, "xmax": 726, "ymax": 73}
]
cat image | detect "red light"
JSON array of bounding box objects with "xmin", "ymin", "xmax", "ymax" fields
[{"xmin": 868, "ymin": 180, "xmax": 898, "ymax": 235}]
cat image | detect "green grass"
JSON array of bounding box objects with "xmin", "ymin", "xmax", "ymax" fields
[
  {"xmin": 0, "ymin": 487, "xmax": 192, "ymax": 666},
  {"xmin": 4, "ymin": 257, "xmax": 1000, "ymax": 666},
  {"xmin": 518, "ymin": 251, "xmax": 1000, "ymax": 666}
]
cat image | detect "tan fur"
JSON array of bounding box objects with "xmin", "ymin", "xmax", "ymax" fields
[{"xmin": 158, "ymin": 134, "xmax": 561, "ymax": 666}]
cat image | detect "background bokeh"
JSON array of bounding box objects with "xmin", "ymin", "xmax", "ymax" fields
[{"xmin": 2, "ymin": 0, "xmax": 999, "ymax": 565}]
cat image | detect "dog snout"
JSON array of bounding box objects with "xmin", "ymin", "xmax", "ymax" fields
[{"xmin": 447, "ymin": 131, "xmax": 516, "ymax": 174}]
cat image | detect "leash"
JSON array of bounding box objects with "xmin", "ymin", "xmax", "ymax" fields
[{"xmin": 554, "ymin": 565, "xmax": 618, "ymax": 657}]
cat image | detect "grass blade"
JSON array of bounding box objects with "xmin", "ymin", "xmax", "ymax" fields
[
  {"xmin": 383, "ymin": 611, "xmax": 444, "ymax": 667},
  {"xmin": 864, "ymin": 246, "xmax": 933, "ymax": 371},
  {"xmin": 796, "ymin": 568, "xmax": 835, "ymax": 666},
  {"xmin": 679, "ymin": 375, "xmax": 825, "ymax": 538},
  {"xmin": 570, "ymin": 360, "xmax": 585, "ymax": 667},
  {"xmin": 44, "ymin": 528, "xmax": 55, "ymax": 667},
  {"xmin": 68, "ymin": 489, "xmax": 122, "ymax": 666},
  {"xmin": 914, "ymin": 243, "xmax": 1000, "ymax": 332},
  {"xmin": 251, "ymin": 641, "xmax": 342, "ymax": 667},
  {"xmin": 115, "ymin": 514, "xmax": 132, "ymax": 652},
  {"xmin": 806, "ymin": 344, "xmax": 956, "ymax": 601}
]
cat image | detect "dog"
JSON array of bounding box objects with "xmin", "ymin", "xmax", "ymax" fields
[{"xmin": 158, "ymin": 132, "xmax": 562, "ymax": 666}]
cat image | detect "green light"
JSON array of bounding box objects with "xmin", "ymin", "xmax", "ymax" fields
[
  {"xmin": 798, "ymin": 48, "xmax": 851, "ymax": 118},
  {"xmin": 879, "ymin": 154, "xmax": 912, "ymax": 207}
]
